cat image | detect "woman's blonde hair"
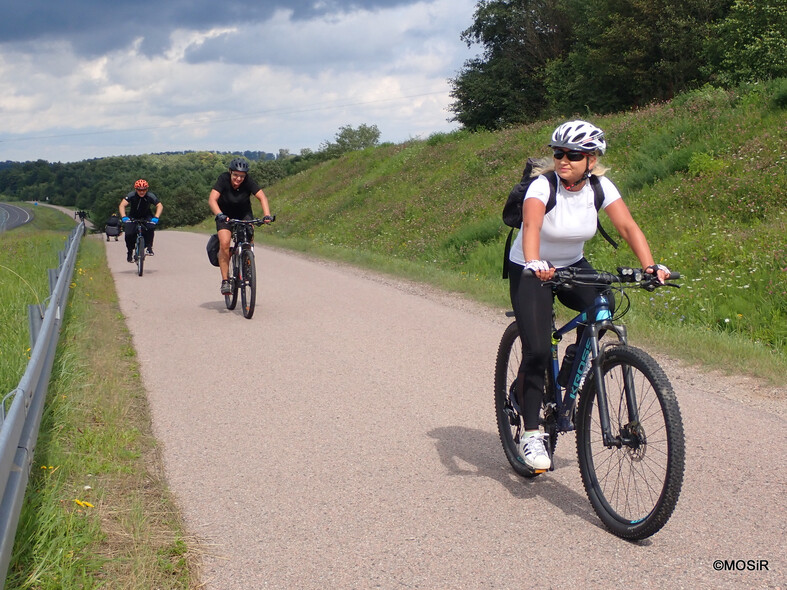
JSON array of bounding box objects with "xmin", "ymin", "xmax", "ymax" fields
[{"xmin": 530, "ymin": 156, "xmax": 609, "ymax": 177}]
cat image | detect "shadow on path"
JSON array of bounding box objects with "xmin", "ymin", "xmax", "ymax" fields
[{"xmin": 428, "ymin": 425, "xmax": 606, "ymax": 531}]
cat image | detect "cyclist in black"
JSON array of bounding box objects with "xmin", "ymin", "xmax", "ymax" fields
[
  {"xmin": 119, "ymin": 179, "xmax": 163, "ymax": 262},
  {"xmin": 208, "ymin": 158, "xmax": 272, "ymax": 295}
]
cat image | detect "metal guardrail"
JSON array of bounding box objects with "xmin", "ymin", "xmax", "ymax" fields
[{"xmin": 0, "ymin": 221, "xmax": 84, "ymax": 587}]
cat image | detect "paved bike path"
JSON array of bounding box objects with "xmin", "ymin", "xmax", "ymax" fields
[{"xmin": 105, "ymin": 231, "xmax": 786, "ymax": 590}]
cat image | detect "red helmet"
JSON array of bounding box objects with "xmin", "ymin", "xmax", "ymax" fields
[{"xmin": 134, "ymin": 179, "xmax": 149, "ymax": 190}]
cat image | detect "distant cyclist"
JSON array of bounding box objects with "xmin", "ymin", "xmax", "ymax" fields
[
  {"xmin": 208, "ymin": 158, "xmax": 273, "ymax": 295},
  {"xmin": 119, "ymin": 179, "xmax": 163, "ymax": 262}
]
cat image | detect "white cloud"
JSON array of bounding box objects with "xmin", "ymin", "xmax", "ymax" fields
[{"xmin": 0, "ymin": 0, "xmax": 477, "ymax": 162}]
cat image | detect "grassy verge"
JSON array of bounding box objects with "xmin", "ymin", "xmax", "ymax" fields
[
  {"xmin": 0, "ymin": 206, "xmax": 75, "ymax": 397},
  {"xmin": 2, "ymin": 213, "xmax": 198, "ymax": 588}
]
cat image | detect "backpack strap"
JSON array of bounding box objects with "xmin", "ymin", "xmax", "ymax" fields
[
  {"xmin": 502, "ymin": 227, "xmax": 514, "ymax": 279},
  {"xmin": 589, "ymin": 175, "xmax": 619, "ymax": 249}
]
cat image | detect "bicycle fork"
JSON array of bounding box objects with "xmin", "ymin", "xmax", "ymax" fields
[{"xmin": 588, "ymin": 322, "xmax": 642, "ymax": 450}]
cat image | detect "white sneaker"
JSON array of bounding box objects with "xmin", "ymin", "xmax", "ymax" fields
[{"xmin": 519, "ymin": 432, "xmax": 551, "ymax": 471}]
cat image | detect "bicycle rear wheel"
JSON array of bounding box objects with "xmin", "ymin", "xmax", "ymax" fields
[
  {"xmin": 576, "ymin": 345, "xmax": 684, "ymax": 539},
  {"xmin": 225, "ymin": 254, "xmax": 239, "ymax": 310},
  {"xmin": 494, "ymin": 321, "xmax": 556, "ymax": 478},
  {"xmin": 240, "ymin": 248, "xmax": 256, "ymax": 319},
  {"xmin": 135, "ymin": 235, "xmax": 145, "ymax": 277}
]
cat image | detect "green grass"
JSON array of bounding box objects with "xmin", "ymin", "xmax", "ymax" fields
[
  {"xmin": 2, "ymin": 212, "xmax": 198, "ymax": 589},
  {"xmin": 0, "ymin": 205, "xmax": 75, "ymax": 397}
]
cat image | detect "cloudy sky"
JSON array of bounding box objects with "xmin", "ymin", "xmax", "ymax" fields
[{"xmin": 0, "ymin": 0, "xmax": 479, "ymax": 163}]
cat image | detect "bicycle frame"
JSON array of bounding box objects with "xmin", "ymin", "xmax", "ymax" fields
[
  {"xmin": 230, "ymin": 223, "xmax": 253, "ymax": 255},
  {"xmin": 549, "ymin": 291, "xmax": 633, "ymax": 446}
]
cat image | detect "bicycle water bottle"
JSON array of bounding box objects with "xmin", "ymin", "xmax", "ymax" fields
[{"xmin": 557, "ymin": 344, "xmax": 577, "ymax": 387}]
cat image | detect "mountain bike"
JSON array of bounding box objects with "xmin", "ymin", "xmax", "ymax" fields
[
  {"xmin": 129, "ymin": 218, "xmax": 152, "ymax": 277},
  {"xmin": 224, "ymin": 217, "xmax": 275, "ymax": 319},
  {"xmin": 494, "ymin": 267, "xmax": 685, "ymax": 539}
]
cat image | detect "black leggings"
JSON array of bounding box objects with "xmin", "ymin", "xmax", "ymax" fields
[{"xmin": 508, "ymin": 258, "xmax": 611, "ymax": 430}]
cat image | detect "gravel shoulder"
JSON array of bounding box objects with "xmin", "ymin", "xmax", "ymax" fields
[{"xmin": 105, "ymin": 230, "xmax": 786, "ymax": 590}]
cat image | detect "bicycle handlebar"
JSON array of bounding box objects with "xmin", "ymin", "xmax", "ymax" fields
[
  {"xmin": 524, "ymin": 266, "xmax": 681, "ymax": 291},
  {"xmin": 226, "ymin": 215, "xmax": 276, "ymax": 225}
]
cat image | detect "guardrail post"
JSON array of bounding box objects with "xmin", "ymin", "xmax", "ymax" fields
[
  {"xmin": 27, "ymin": 306, "xmax": 44, "ymax": 350},
  {"xmin": 47, "ymin": 268, "xmax": 58, "ymax": 295}
]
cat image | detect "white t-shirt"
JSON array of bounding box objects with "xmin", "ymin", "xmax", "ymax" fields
[{"xmin": 508, "ymin": 173, "xmax": 622, "ymax": 268}]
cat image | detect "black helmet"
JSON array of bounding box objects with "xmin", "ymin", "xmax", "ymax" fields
[{"xmin": 229, "ymin": 157, "xmax": 249, "ymax": 172}]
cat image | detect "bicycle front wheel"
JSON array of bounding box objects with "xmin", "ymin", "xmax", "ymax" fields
[
  {"xmin": 225, "ymin": 254, "xmax": 239, "ymax": 310},
  {"xmin": 240, "ymin": 248, "xmax": 256, "ymax": 319},
  {"xmin": 494, "ymin": 321, "xmax": 556, "ymax": 478},
  {"xmin": 576, "ymin": 345, "xmax": 684, "ymax": 539},
  {"xmin": 135, "ymin": 235, "xmax": 145, "ymax": 277}
]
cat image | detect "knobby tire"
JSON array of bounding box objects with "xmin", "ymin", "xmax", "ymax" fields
[
  {"xmin": 225, "ymin": 252, "xmax": 239, "ymax": 310},
  {"xmin": 240, "ymin": 248, "xmax": 256, "ymax": 319},
  {"xmin": 135, "ymin": 234, "xmax": 145, "ymax": 277},
  {"xmin": 575, "ymin": 345, "xmax": 685, "ymax": 539}
]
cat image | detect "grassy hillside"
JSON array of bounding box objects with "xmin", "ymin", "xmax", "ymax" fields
[{"xmin": 249, "ymin": 80, "xmax": 786, "ymax": 382}]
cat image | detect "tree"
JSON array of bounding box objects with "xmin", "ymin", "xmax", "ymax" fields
[
  {"xmin": 544, "ymin": 0, "xmax": 730, "ymax": 115},
  {"xmin": 251, "ymin": 160, "xmax": 288, "ymax": 188},
  {"xmin": 320, "ymin": 124, "xmax": 381, "ymax": 158},
  {"xmin": 704, "ymin": 0, "xmax": 787, "ymax": 85},
  {"xmin": 448, "ymin": 0, "xmax": 570, "ymax": 129}
]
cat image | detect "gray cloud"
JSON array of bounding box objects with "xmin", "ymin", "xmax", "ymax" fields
[
  {"xmin": 0, "ymin": 0, "xmax": 477, "ymax": 162},
  {"xmin": 0, "ymin": 0, "xmax": 417, "ymax": 57}
]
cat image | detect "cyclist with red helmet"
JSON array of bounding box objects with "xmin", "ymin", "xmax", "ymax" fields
[
  {"xmin": 119, "ymin": 179, "xmax": 163, "ymax": 262},
  {"xmin": 507, "ymin": 120, "xmax": 670, "ymax": 471},
  {"xmin": 208, "ymin": 157, "xmax": 273, "ymax": 295}
]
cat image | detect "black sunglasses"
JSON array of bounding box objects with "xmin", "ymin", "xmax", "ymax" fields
[{"xmin": 553, "ymin": 149, "xmax": 587, "ymax": 161}]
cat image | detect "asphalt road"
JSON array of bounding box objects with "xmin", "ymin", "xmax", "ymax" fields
[
  {"xmin": 0, "ymin": 202, "xmax": 33, "ymax": 233},
  {"xmin": 104, "ymin": 230, "xmax": 786, "ymax": 590}
]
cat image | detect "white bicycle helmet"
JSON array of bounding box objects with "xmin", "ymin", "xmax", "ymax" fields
[{"xmin": 550, "ymin": 120, "xmax": 607, "ymax": 155}]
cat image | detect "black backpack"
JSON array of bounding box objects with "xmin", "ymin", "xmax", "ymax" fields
[{"xmin": 502, "ymin": 158, "xmax": 618, "ymax": 278}]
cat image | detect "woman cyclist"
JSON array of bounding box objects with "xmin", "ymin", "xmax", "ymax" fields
[
  {"xmin": 208, "ymin": 157, "xmax": 273, "ymax": 295},
  {"xmin": 508, "ymin": 120, "xmax": 670, "ymax": 471}
]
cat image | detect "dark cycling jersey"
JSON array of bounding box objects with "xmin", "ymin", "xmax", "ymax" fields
[
  {"xmin": 122, "ymin": 191, "xmax": 161, "ymax": 219},
  {"xmin": 213, "ymin": 172, "xmax": 262, "ymax": 219}
]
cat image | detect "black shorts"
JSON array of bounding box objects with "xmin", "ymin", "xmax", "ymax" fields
[{"xmin": 216, "ymin": 213, "xmax": 252, "ymax": 233}]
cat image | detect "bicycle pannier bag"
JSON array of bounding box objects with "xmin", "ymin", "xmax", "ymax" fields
[{"xmin": 206, "ymin": 233, "xmax": 220, "ymax": 267}]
